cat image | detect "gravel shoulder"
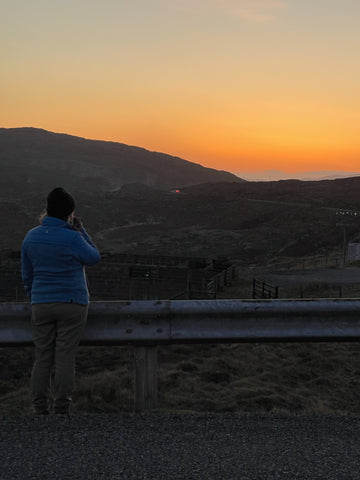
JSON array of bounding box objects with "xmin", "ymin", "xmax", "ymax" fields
[{"xmin": 1, "ymin": 413, "xmax": 360, "ymax": 479}]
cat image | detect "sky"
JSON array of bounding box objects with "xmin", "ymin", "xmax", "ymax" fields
[{"xmin": 2, "ymin": 0, "xmax": 360, "ymax": 175}]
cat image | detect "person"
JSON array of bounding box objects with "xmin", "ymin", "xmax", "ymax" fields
[{"xmin": 21, "ymin": 187, "xmax": 101, "ymax": 415}]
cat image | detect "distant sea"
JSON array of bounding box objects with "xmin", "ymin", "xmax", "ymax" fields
[{"xmin": 234, "ymin": 170, "xmax": 360, "ymax": 182}]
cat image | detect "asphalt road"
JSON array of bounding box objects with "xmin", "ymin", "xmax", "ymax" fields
[{"xmin": 1, "ymin": 413, "xmax": 360, "ymax": 479}]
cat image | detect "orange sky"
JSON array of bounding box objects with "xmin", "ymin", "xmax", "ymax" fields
[{"xmin": 2, "ymin": 0, "xmax": 360, "ymax": 175}]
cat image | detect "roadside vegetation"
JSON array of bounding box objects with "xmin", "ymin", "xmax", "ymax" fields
[{"xmin": 2, "ymin": 261, "xmax": 360, "ymax": 416}]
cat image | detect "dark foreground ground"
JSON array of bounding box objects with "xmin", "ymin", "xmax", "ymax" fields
[{"xmin": 1, "ymin": 413, "xmax": 360, "ymax": 480}]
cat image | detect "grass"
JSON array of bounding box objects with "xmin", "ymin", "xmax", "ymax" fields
[
  {"xmin": 2, "ymin": 342, "xmax": 360, "ymax": 415},
  {"xmin": 2, "ymin": 262, "xmax": 360, "ymax": 416}
]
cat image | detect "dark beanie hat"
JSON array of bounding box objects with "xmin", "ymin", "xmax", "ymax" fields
[{"xmin": 47, "ymin": 187, "xmax": 75, "ymax": 219}]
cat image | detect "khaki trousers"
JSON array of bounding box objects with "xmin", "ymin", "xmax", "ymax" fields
[{"xmin": 31, "ymin": 303, "xmax": 88, "ymax": 413}]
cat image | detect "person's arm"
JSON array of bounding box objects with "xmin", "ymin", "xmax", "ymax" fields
[
  {"xmin": 73, "ymin": 229, "xmax": 101, "ymax": 266},
  {"xmin": 21, "ymin": 244, "xmax": 33, "ymax": 299},
  {"xmin": 79, "ymin": 226, "xmax": 98, "ymax": 249}
]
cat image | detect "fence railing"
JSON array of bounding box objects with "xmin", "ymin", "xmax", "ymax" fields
[
  {"xmin": 207, "ymin": 265, "xmax": 237, "ymax": 296},
  {"xmin": 0, "ymin": 261, "xmax": 238, "ymax": 302},
  {"xmin": 1, "ymin": 299, "xmax": 360, "ymax": 411},
  {"xmin": 252, "ymin": 278, "xmax": 279, "ymax": 299}
]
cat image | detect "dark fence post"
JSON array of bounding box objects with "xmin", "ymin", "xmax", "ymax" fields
[{"xmin": 134, "ymin": 345, "xmax": 158, "ymax": 412}]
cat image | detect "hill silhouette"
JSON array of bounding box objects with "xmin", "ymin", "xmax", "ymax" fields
[
  {"xmin": 0, "ymin": 127, "xmax": 241, "ymax": 195},
  {"xmin": 1, "ymin": 127, "xmax": 360, "ymax": 260}
]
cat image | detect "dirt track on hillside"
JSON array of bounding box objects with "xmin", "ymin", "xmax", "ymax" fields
[{"xmin": 259, "ymin": 266, "xmax": 360, "ymax": 287}]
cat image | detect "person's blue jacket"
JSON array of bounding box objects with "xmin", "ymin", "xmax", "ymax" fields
[{"xmin": 21, "ymin": 216, "xmax": 101, "ymax": 305}]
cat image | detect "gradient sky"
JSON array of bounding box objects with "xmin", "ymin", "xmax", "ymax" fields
[{"xmin": 2, "ymin": 0, "xmax": 360, "ymax": 174}]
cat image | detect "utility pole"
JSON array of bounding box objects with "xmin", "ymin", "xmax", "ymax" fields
[{"xmin": 336, "ymin": 209, "xmax": 359, "ymax": 267}]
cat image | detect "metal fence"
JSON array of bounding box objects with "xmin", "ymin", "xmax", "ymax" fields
[
  {"xmin": 2, "ymin": 299, "xmax": 360, "ymax": 411},
  {"xmin": 0, "ymin": 259, "xmax": 238, "ymax": 302},
  {"xmin": 252, "ymin": 278, "xmax": 279, "ymax": 299}
]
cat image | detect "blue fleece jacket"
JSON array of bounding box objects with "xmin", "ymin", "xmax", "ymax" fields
[{"xmin": 21, "ymin": 216, "xmax": 101, "ymax": 305}]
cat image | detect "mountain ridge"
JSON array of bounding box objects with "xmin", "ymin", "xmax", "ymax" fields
[
  {"xmin": 1, "ymin": 127, "xmax": 360, "ymax": 262},
  {"xmin": 0, "ymin": 127, "xmax": 242, "ymax": 193}
]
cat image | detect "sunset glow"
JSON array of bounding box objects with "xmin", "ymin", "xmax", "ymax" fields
[{"xmin": 2, "ymin": 0, "xmax": 360, "ymax": 175}]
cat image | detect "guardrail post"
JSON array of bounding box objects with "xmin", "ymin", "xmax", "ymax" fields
[{"xmin": 133, "ymin": 344, "xmax": 158, "ymax": 412}]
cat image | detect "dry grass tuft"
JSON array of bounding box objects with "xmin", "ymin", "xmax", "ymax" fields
[{"xmin": 2, "ymin": 342, "xmax": 360, "ymax": 415}]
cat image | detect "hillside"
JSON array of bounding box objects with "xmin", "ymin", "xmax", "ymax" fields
[
  {"xmin": 1, "ymin": 127, "xmax": 360, "ymax": 261},
  {"xmin": 1, "ymin": 165, "xmax": 360, "ymax": 263},
  {"xmin": 0, "ymin": 127, "xmax": 241, "ymax": 195},
  {"xmin": 93, "ymin": 177, "xmax": 360, "ymax": 261}
]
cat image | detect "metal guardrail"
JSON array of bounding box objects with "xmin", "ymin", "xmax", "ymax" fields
[
  {"xmin": 2, "ymin": 299, "xmax": 360, "ymax": 411},
  {"xmin": 2, "ymin": 299, "xmax": 360, "ymax": 345}
]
